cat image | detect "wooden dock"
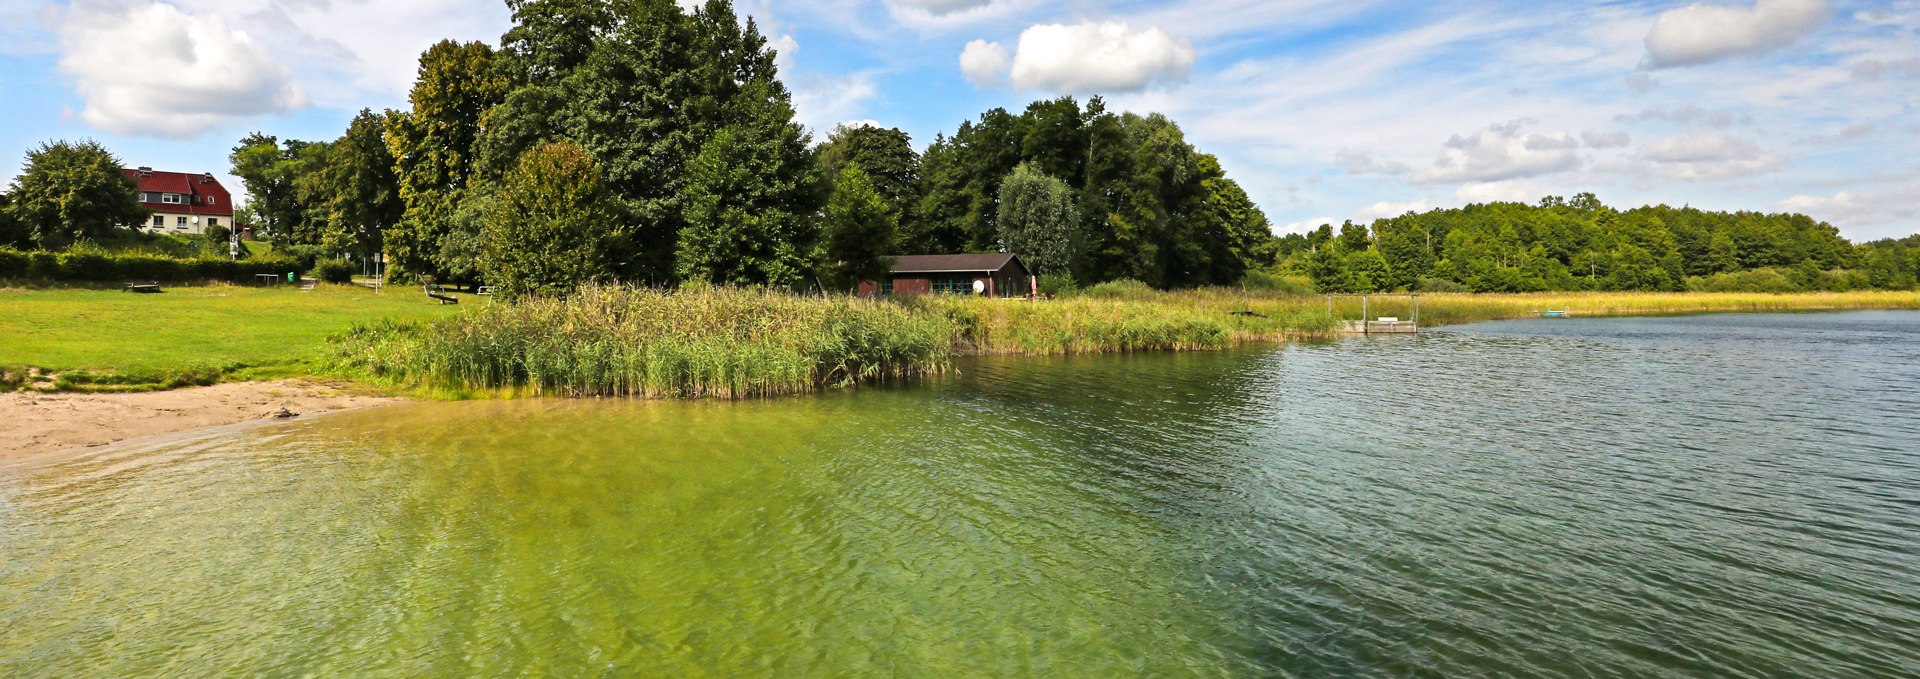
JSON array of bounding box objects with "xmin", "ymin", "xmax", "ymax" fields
[{"xmin": 1329, "ymin": 293, "xmax": 1420, "ymax": 334}]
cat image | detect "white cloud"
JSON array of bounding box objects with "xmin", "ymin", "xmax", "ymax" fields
[
  {"xmin": 55, "ymin": 1, "xmax": 307, "ymax": 138},
  {"xmin": 789, "ymin": 71, "xmax": 880, "ymax": 136},
  {"xmin": 889, "ymin": 0, "xmax": 993, "ymax": 16},
  {"xmin": 1277, "ymin": 216, "xmax": 1337, "ymax": 235},
  {"xmin": 1638, "ymin": 132, "xmax": 1784, "ymax": 180},
  {"xmin": 1416, "ymin": 119, "xmax": 1582, "ymax": 184},
  {"xmin": 1355, "ymin": 198, "xmax": 1433, "ymax": 221},
  {"xmin": 1778, "ymin": 187, "xmax": 1920, "ymax": 236},
  {"xmin": 1456, "ymin": 180, "xmax": 1539, "ymax": 204},
  {"xmin": 1616, "ymin": 106, "xmax": 1751, "ymax": 127},
  {"xmin": 1334, "ymin": 148, "xmax": 1410, "ymax": 175},
  {"xmin": 1851, "ymin": 57, "xmax": 1920, "ymax": 80},
  {"xmin": 959, "ymin": 39, "xmax": 1010, "ymax": 87},
  {"xmin": 1581, "ymin": 130, "xmax": 1633, "ymax": 148},
  {"xmin": 1644, "ymin": 0, "xmax": 1830, "ymax": 68},
  {"xmin": 983, "ymin": 22, "xmax": 1196, "ymax": 93}
]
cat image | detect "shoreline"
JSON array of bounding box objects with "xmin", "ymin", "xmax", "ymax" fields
[{"xmin": 0, "ymin": 379, "xmax": 400, "ymax": 464}]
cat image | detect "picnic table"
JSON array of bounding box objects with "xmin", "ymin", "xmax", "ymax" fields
[
  {"xmin": 254, "ymin": 273, "xmax": 280, "ymax": 285},
  {"xmin": 125, "ymin": 282, "xmax": 161, "ymax": 294}
]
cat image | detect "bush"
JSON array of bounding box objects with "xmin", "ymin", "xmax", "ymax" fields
[
  {"xmin": 1415, "ymin": 277, "xmax": 1471, "ymax": 293},
  {"xmin": 1240, "ymin": 270, "xmax": 1315, "ymax": 295},
  {"xmin": 313, "ymin": 259, "xmax": 355, "ymax": 284},
  {"xmin": 1686, "ymin": 268, "xmax": 1801, "ymax": 293},
  {"xmin": 0, "ymin": 249, "xmax": 26, "ymax": 279},
  {"xmin": 1081, "ymin": 278, "xmax": 1154, "ymax": 299},
  {"xmin": 1036, "ymin": 273, "xmax": 1078, "ymax": 297},
  {"xmin": 26, "ymin": 251, "xmax": 59, "ymax": 278},
  {"xmin": 59, "ymin": 252, "xmax": 116, "ymax": 280}
]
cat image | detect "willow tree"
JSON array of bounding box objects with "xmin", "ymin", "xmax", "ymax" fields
[{"xmin": 995, "ymin": 164, "xmax": 1081, "ymax": 279}]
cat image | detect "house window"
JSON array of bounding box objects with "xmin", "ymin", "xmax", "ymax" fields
[
  {"xmin": 177, "ymin": 216, "xmax": 188, "ymax": 227},
  {"xmin": 151, "ymin": 215, "xmax": 164, "ymax": 227},
  {"xmin": 932, "ymin": 277, "xmax": 973, "ymax": 295},
  {"xmin": 207, "ymin": 196, "xmax": 216, "ymax": 205},
  {"xmin": 162, "ymin": 194, "xmax": 179, "ymax": 204},
  {"xmin": 207, "ymin": 217, "xmax": 219, "ymax": 227},
  {"xmin": 879, "ymin": 279, "xmax": 893, "ymax": 295}
]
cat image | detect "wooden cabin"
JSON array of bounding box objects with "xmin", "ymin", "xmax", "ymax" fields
[{"xmin": 858, "ymin": 253, "xmax": 1033, "ymax": 298}]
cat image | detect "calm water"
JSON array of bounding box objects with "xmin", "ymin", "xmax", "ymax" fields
[{"xmin": 4, "ymin": 312, "xmax": 1919, "ymax": 676}]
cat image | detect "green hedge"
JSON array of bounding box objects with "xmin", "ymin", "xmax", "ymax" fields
[{"xmin": 0, "ymin": 248, "xmax": 302, "ymax": 284}]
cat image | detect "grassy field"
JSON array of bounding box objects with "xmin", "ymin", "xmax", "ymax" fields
[
  {"xmin": 0, "ymin": 284, "xmax": 467, "ymax": 391},
  {"xmin": 6, "ymin": 284, "xmax": 1920, "ymax": 394}
]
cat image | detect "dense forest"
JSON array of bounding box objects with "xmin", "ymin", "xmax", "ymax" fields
[
  {"xmin": 3, "ymin": 0, "xmax": 1914, "ymax": 295},
  {"xmin": 1279, "ymin": 197, "xmax": 1920, "ymax": 293}
]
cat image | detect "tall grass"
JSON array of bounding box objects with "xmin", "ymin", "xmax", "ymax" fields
[
  {"xmin": 323, "ymin": 285, "xmax": 1920, "ymax": 399},
  {"xmin": 328, "ymin": 286, "xmax": 953, "ymax": 398}
]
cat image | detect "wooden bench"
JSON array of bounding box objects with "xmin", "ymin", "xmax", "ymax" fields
[
  {"xmin": 125, "ymin": 282, "xmax": 161, "ymax": 294},
  {"xmin": 421, "ymin": 276, "xmax": 459, "ymax": 305}
]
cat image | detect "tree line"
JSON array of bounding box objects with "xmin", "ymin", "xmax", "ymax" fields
[
  {"xmin": 2, "ymin": 0, "xmax": 1914, "ymax": 295},
  {"xmin": 221, "ymin": 0, "xmax": 1276, "ymax": 296},
  {"xmin": 1279, "ymin": 195, "xmax": 1920, "ymax": 293}
]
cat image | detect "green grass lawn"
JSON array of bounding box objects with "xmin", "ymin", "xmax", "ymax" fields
[{"xmin": 0, "ymin": 283, "xmax": 468, "ymax": 389}]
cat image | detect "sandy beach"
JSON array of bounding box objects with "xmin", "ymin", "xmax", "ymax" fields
[{"xmin": 0, "ymin": 380, "xmax": 397, "ymax": 461}]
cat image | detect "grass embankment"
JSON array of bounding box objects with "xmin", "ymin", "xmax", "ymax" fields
[{"xmin": 0, "ymin": 284, "xmax": 464, "ymax": 392}]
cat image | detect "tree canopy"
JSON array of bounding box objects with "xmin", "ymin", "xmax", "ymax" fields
[{"xmin": 6, "ymin": 140, "xmax": 146, "ymax": 249}]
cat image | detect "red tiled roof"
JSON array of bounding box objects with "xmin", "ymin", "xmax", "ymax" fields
[
  {"xmin": 122, "ymin": 168, "xmax": 234, "ymax": 217},
  {"xmin": 888, "ymin": 253, "xmax": 1026, "ymax": 274}
]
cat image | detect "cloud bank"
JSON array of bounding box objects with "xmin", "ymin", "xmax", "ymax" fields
[
  {"xmin": 56, "ymin": 1, "xmax": 307, "ymax": 138},
  {"xmin": 1644, "ymin": 0, "xmax": 1829, "ymax": 68}
]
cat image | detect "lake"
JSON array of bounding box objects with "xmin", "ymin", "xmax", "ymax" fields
[{"xmin": 3, "ymin": 311, "xmax": 1917, "ymax": 676}]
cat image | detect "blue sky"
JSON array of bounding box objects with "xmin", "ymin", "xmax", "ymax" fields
[{"xmin": 3, "ymin": 0, "xmax": 1916, "ymax": 240}]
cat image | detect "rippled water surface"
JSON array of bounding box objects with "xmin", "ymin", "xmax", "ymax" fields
[{"xmin": 4, "ymin": 311, "xmax": 1919, "ymax": 676}]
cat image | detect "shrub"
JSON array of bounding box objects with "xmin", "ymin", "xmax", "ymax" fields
[
  {"xmin": 1686, "ymin": 268, "xmax": 1801, "ymax": 293},
  {"xmin": 1415, "ymin": 277, "xmax": 1471, "ymax": 293},
  {"xmin": 1240, "ymin": 270, "xmax": 1315, "ymax": 295},
  {"xmin": 58, "ymin": 252, "xmax": 117, "ymax": 280},
  {"xmin": 26, "ymin": 251, "xmax": 59, "ymax": 278},
  {"xmin": 313, "ymin": 259, "xmax": 355, "ymax": 284},
  {"xmin": 0, "ymin": 249, "xmax": 26, "ymax": 279},
  {"xmin": 1081, "ymin": 278, "xmax": 1154, "ymax": 299},
  {"xmin": 1036, "ymin": 273, "xmax": 1078, "ymax": 297}
]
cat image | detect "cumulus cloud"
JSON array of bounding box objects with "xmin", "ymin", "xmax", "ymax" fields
[
  {"xmin": 1334, "ymin": 148, "xmax": 1410, "ymax": 175},
  {"xmin": 965, "ymin": 22, "xmax": 1196, "ymax": 93},
  {"xmin": 789, "ymin": 72, "xmax": 879, "ymax": 136},
  {"xmin": 959, "ymin": 39, "xmax": 1011, "ymax": 86},
  {"xmin": 1644, "ymin": 0, "xmax": 1830, "ymax": 68},
  {"xmin": 1778, "ymin": 187, "xmax": 1920, "ymax": 235},
  {"xmin": 1276, "ymin": 217, "xmax": 1337, "ymax": 235},
  {"xmin": 55, "ymin": 1, "xmax": 307, "ymax": 138},
  {"xmin": 1416, "ymin": 120, "xmax": 1582, "ymax": 184},
  {"xmin": 1455, "ymin": 180, "xmax": 1538, "ymax": 204},
  {"xmin": 1581, "ymin": 130, "xmax": 1633, "ymax": 148},
  {"xmin": 1355, "ymin": 199, "xmax": 1433, "ymax": 221},
  {"xmin": 1638, "ymin": 132, "xmax": 1783, "ymax": 180}
]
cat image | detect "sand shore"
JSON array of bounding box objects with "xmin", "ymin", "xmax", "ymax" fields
[{"xmin": 1, "ymin": 380, "xmax": 398, "ymax": 461}]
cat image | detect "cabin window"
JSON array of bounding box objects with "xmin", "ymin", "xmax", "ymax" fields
[
  {"xmin": 879, "ymin": 279, "xmax": 893, "ymax": 295},
  {"xmin": 932, "ymin": 277, "xmax": 969, "ymax": 295}
]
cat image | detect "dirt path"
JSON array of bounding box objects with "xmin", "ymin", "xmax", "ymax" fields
[{"xmin": 1, "ymin": 380, "xmax": 398, "ymax": 461}]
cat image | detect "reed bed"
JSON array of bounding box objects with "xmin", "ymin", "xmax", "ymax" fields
[
  {"xmin": 1400, "ymin": 290, "xmax": 1920, "ymax": 327},
  {"xmin": 915, "ymin": 288, "xmax": 1340, "ymax": 354},
  {"xmin": 327, "ymin": 286, "xmax": 953, "ymax": 398},
  {"xmin": 325, "ymin": 286, "xmax": 1920, "ymax": 399}
]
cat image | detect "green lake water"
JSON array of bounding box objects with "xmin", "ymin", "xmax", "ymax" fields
[{"xmin": 4, "ymin": 311, "xmax": 1918, "ymax": 676}]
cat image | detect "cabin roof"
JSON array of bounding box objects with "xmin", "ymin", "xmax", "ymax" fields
[{"xmin": 888, "ymin": 253, "xmax": 1025, "ymax": 274}]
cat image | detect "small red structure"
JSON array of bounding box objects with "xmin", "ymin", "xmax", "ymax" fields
[{"xmin": 859, "ymin": 253, "xmax": 1033, "ymax": 298}]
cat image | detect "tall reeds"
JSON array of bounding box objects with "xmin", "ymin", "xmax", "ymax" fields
[{"xmin": 328, "ymin": 286, "xmax": 953, "ymax": 398}]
